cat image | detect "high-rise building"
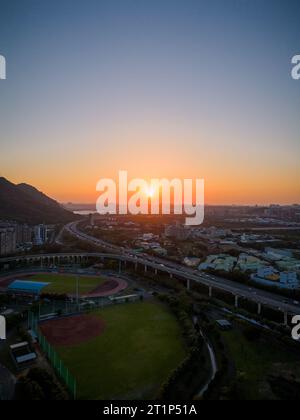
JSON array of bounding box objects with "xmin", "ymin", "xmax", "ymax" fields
[
  {"xmin": 0, "ymin": 225, "xmax": 17, "ymax": 256},
  {"xmin": 15, "ymin": 224, "xmax": 33, "ymax": 244},
  {"xmin": 33, "ymin": 224, "xmax": 47, "ymax": 246}
]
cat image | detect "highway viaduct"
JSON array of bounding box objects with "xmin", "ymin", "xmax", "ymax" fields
[{"xmin": 0, "ymin": 252, "xmax": 298, "ymax": 325}]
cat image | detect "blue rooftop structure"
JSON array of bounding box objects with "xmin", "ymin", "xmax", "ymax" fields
[{"xmin": 8, "ymin": 280, "xmax": 50, "ymax": 295}]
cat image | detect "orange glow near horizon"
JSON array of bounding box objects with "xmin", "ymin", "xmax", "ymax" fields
[
  {"xmin": 5, "ymin": 165, "xmax": 300, "ymax": 206},
  {"xmin": 1, "ymin": 1, "xmax": 299, "ymax": 210},
  {"xmin": 3, "ymin": 127, "xmax": 300, "ymax": 206}
]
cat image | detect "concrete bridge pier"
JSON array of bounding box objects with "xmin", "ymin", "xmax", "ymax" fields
[
  {"xmin": 209, "ymin": 286, "xmax": 213, "ymax": 298},
  {"xmin": 144, "ymin": 265, "xmax": 148, "ymax": 273},
  {"xmin": 154, "ymin": 268, "xmax": 158, "ymax": 275},
  {"xmin": 257, "ymin": 303, "xmax": 262, "ymax": 315},
  {"xmin": 135, "ymin": 262, "xmax": 138, "ymax": 271},
  {"xmin": 169, "ymin": 273, "xmax": 173, "ymax": 279},
  {"xmin": 235, "ymin": 295, "xmax": 239, "ymax": 308},
  {"xmin": 284, "ymin": 312, "xmax": 288, "ymax": 326},
  {"xmin": 187, "ymin": 279, "xmax": 191, "ymax": 291}
]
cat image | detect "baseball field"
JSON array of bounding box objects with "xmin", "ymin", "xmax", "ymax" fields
[{"xmin": 40, "ymin": 301, "xmax": 187, "ymax": 400}]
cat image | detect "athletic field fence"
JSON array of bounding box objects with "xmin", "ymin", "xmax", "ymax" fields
[{"xmin": 28, "ymin": 311, "xmax": 77, "ymax": 399}]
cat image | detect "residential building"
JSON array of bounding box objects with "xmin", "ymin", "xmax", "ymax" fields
[
  {"xmin": 15, "ymin": 224, "xmax": 32, "ymax": 244},
  {"xmin": 279, "ymin": 271, "xmax": 299, "ymax": 288},
  {"xmin": 184, "ymin": 257, "xmax": 201, "ymax": 268},
  {"xmin": 236, "ymin": 253, "xmax": 267, "ymax": 272},
  {"xmin": 33, "ymin": 224, "xmax": 47, "ymax": 246},
  {"xmin": 277, "ymin": 258, "xmax": 300, "ymax": 273},
  {"xmin": 199, "ymin": 254, "xmax": 237, "ymax": 272},
  {"xmin": 264, "ymin": 248, "xmax": 293, "ymax": 261},
  {"xmin": 0, "ymin": 225, "xmax": 16, "ymax": 256},
  {"xmin": 251, "ymin": 267, "xmax": 299, "ymax": 289}
]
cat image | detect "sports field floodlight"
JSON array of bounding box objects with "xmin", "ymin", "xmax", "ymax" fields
[{"xmin": 0, "ymin": 316, "xmax": 6, "ymax": 340}]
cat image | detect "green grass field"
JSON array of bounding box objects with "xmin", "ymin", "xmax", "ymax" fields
[
  {"xmin": 28, "ymin": 273, "xmax": 105, "ymax": 295},
  {"xmin": 53, "ymin": 301, "xmax": 187, "ymax": 400},
  {"xmin": 221, "ymin": 329, "xmax": 298, "ymax": 399}
]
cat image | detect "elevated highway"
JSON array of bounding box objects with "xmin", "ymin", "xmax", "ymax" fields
[{"xmin": 1, "ymin": 248, "xmax": 299, "ymax": 321}]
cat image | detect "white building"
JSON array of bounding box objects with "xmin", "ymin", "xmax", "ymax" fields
[
  {"xmin": 184, "ymin": 257, "xmax": 201, "ymax": 268},
  {"xmin": 142, "ymin": 233, "xmax": 157, "ymax": 241},
  {"xmin": 33, "ymin": 225, "xmax": 47, "ymax": 246}
]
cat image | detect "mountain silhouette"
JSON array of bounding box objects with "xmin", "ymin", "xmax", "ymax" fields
[{"xmin": 0, "ymin": 177, "xmax": 78, "ymax": 224}]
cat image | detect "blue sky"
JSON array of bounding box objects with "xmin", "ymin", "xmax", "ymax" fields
[{"xmin": 0, "ymin": 0, "xmax": 299, "ymax": 203}]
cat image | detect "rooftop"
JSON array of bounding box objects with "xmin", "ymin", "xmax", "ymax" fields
[{"xmin": 8, "ymin": 280, "xmax": 49, "ymax": 295}]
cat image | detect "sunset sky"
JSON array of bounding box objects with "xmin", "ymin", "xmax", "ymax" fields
[{"xmin": 0, "ymin": 0, "xmax": 299, "ymax": 205}]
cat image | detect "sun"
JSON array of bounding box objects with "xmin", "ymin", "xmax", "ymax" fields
[{"xmin": 146, "ymin": 186, "xmax": 156, "ymax": 198}]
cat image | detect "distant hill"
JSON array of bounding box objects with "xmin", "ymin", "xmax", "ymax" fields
[{"xmin": 0, "ymin": 177, "xmax": 79, "ymax": 225}]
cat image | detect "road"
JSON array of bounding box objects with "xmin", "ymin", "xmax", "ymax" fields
[
  {"xmin": 196, "ymin": 330, "xmax": 217, "ymax": 398},
  {"xmin": 64, "ymin": 221, "xmax": 300, "ymax": 316},
  {"xmin": 55, "ymin": 225, "xmax": 66, "ymax": 245}
]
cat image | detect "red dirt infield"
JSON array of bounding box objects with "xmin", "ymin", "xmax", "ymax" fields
[{"xmin": 39, "ymin": 314, "xmax": 105, "ymax": 346}]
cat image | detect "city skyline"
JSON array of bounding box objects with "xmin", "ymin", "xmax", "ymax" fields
[
  {"xmin": 1, "ymin": 174, "xmax": 299, "ymax": 207},
  {"xmin": 0, "ymin": 0, "xmax": 300, "ymax": 204}
]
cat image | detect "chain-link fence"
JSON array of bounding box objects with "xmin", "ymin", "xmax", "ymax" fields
[
  {"xmin": 28, "ymin": 312, "xmax": 77, "ymax": 399},
  {"xmin": 33, "ymin": 297, "xmax": 109, "ymax": 320}
]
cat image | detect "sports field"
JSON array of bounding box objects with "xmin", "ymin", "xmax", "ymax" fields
[
  {"xmin": 28, "ymin": 273, "xmax": 106, "ymax": 295},
  {"xmin": 41, "ymin": 301, "xmax": 187, "ymax": 400}
]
